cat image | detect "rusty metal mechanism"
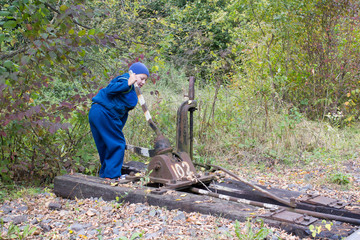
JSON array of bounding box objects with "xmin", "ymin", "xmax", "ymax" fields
[
  {"xmin": 176, "ymin": 76, "xmax": 196, "ymax": 159},
  {"xmin": 126, "ymin": 77, "xmax": 215, "ymax": 189},
  {"xmin": 123, "ymin": 76, "xmax": 360, "ymax": 237}
]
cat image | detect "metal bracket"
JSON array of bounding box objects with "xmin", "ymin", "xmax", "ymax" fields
[
  {"xmin": 263, "ymin": 209, "xmax": 318, "ymax": 226},
  {"xmin": 300, "ymin": 195, "xmax": 347, "ymax": 209},
  {"xmin": 150, "ymin": 188, "xmax": 169, "ymax": 195},
  {"xmin": 125, "ymin": 144, "xmax": 156, "ymax": 158}
]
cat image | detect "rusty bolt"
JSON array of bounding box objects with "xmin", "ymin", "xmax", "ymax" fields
[{"xmin": 154, "ymin": 162, "xmax": 161, "ymax": 170}]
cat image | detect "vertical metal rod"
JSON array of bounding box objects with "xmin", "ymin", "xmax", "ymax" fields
[
  {"xmin": 189, "ymin": 109, "xmax": 194, "ymax": 160},
  {"xmin": 188, "ymin": 76, "xmax": 195, "ymax": 160},
  {"xmin": 188, "ymin": 76, "xmax": 195, "ymax": 101}
]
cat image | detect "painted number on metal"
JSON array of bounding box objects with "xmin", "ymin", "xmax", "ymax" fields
[{"xmin": 171, "ymin": 162, "xmax": 192, "ymax": 179}]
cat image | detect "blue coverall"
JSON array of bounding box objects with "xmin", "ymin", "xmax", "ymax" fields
[{"xmin": 89, "ymin": 73, "xmax": 138, "ymax": 179}]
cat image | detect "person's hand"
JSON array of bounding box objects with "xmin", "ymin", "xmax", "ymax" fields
[{"xmin": 128, "ymin": 70, "xmax": 136, "ymax": 86}]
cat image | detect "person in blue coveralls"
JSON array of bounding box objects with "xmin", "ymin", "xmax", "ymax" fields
[{"xmin": 89, "ymin": 62, "xmax": 149, "ymax": 180}]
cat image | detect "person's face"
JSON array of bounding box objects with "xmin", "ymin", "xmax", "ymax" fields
[{"xmin": 136, "ymin": 73, "xmax": 148, "ymax": 88}]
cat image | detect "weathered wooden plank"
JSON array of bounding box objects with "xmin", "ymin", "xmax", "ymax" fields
[{"xmin": 54, "ymin": 173, "xmax": 256, "ymax": 222}]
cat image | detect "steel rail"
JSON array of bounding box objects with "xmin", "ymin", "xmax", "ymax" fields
[
  {"xmin": 190, "ymin": 187, "xmax": 280, "ymax": 210},
  {"xmin": 190, "ymin": 187, "xmax": 360, "ymax": 225},
  {"xmin": 204, "ymin": 164, "xmax": 296, "ymax": 208}
]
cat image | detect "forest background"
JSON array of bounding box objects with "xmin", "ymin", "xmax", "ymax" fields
[{"xmin": 0, "ymin": 0, "xmax": 359, "ymax": 195}]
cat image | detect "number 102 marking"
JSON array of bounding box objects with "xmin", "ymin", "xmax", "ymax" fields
[{"xmin": 170, "ymin": 162, "xmax": 192, "ymax": 179}]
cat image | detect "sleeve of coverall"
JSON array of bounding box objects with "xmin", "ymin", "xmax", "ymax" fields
[{"xmin": 105, "ymin": 75, "xmax": 132, "ymax": 96}]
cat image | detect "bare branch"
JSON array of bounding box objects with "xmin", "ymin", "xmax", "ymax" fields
[
  {"xmin": 44, "ymin": 3, "xmax": 91, "ymax": 30},
  {"xmin": 44, "ymin": 3, "xmax": 151, "ymax": 47},
  {"xmin": 0, "ymin": 47, "xmax": 27, "ymax": 61},
  {"xmin": 249, "ymin": 1, "xmax": 266, "ymax": 37},
  {"xmin": 112, "ymin": 35, "xmax": 153, "ymax": 46}
]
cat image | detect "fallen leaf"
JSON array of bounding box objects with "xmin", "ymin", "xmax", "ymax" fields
[
  {"xmin": 86, "ymin": 210, "xmax": 96, "ymax": 217},
  {"xmin": 325, "ymin": 224, "xmax": 332, "ymax": 231},
  {"xmin": 33, "ymin": 228, "xmax": 41, "ymax": 235}
]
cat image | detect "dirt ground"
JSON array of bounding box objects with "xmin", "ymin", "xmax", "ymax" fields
[{"xmin": 1, "ymin": 159, "xmax": 360, "ymax": 239}]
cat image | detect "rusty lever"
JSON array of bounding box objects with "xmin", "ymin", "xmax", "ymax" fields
[
  {"xmin": 132, "ymin": 74, "xmax": 172, "ymax": 155},
  {"xmin": 202, "ymin": 163, "xmax": 296, "ymax": 208}
]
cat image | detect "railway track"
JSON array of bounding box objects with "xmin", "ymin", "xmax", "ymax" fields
[{"xmin": 54, "ymin": 169, "xmax": 360, "ymax": 239}]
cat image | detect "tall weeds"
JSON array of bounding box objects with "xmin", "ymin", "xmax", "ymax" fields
[{"xmin": 124, "ymin": 66, "xmax": 360, "ymax": 169}]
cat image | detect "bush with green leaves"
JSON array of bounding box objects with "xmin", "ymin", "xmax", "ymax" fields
[{"xmin": 0, "ymin": 0, "xmax": 162, "ymax": 184}]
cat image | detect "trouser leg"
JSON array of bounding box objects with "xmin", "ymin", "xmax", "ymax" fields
[{"xmin": 89, "ymin": 105, "xmax": 126, "ymax": 179}]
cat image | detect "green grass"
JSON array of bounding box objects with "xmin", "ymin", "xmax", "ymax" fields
[{"xmin": 0, "ymin": 183, "xmax": 51, "ymax": 203}]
